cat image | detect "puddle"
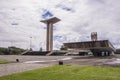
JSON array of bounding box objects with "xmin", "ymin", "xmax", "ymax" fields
[
  {"xmin": 24, "ymin": 57, "xmax": 72, "ymax": 63},
  {"xmin": 60, "ymin": 57, "xmax": 72, "ymax": 60},
  {"xmin": 105, "ymin": 58, "xmax": 120, "ymax": 64},
  {"xmin": 112, "ymin": 58, "xmax": 120, "ymax": 63}
]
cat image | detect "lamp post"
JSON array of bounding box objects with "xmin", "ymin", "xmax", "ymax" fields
[{"xmin": 30, "ymin": 37, "xmax": 32, "ymax": 51}]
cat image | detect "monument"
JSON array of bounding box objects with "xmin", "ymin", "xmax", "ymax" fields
[{"xmin": 41, "ymin": 17, "xmax": 60, "ymax": 51}]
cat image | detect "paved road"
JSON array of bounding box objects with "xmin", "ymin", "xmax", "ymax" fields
[
  {"xmin": 0, "ymin": 63, "xmax": 50, "ymax": 76},
  {"xmin": 0, "ymin": 55, "xmax": 69, "ymax": 76},
  {"xmin": 0, "ymin": 55, "xmax": 119, "ymax": 76},
  {"xmin": 0, "ymin": 55, "xmax": 68, "ymax": 62}
]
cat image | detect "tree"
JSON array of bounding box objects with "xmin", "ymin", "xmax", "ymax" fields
[
  {"xmin": 60, "ymin": 45, "xmax": 68, "ymax": 50},
  {"xmin": 30, "ymin": 48, "xmax": 32, "ymax": 51},
  {"xmin": 39, "ymin": 47, "xmax": 43, "ymax": 52}
]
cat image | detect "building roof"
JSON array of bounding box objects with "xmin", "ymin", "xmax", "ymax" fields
[
  {"xmin": 64, "ymin": 40, "xmax": 116, "ymax": 52},
  {"xmin": 40, "ymin": 17, "xmax": 60, "ymax": 24}
]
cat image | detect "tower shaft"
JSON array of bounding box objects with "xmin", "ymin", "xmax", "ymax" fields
[{"xmin": 46, "ymin": 23, "xmax": 53, "ymax": 51}]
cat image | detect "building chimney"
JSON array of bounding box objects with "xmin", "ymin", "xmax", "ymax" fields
[{"xmin": 91, "ymin": 32, "xmax": 97, "ymax": 41}]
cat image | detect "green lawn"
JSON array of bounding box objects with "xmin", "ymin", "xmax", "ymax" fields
[
  {"xmin": 0, "ymin": 59, "xmax": 13, "ymax": 64},
  {"xmin": 0, "ymin": 65, "xmax": 120, "ymax": 80}
]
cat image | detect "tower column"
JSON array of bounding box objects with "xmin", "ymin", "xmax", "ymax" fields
[
  {"xmin": 49, "ymin": 23, "xmax": 53, "ymax": 51},
  {"xmin": 46, "ymin": 23, "xmax": 53, "ymax": 51},
  {"xmin": 46, "ymin": 23, "xmax": 50, "ymax": 51}
]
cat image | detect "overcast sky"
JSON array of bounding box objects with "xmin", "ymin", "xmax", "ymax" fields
[{"xmin": 0, "ymin": 0, "xmax": 120, "ymax": 50}]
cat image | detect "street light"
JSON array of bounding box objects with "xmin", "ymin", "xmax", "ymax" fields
[{"xmin": 30, "ymin": 37, "xmax": 32, "ymax": 51}]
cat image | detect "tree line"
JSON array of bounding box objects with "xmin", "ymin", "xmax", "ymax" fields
[{"xmin": 0, "ymin": 46, "xmax": 25, "ymax": 55}]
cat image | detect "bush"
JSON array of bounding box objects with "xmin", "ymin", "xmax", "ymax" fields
[
  {"xmin": 115, "ymin": 49, "xmax": 120, "ymax": 54},
  {"xmin": 60, "ymin": 46, "xmax": 68, "ymax": 50}
]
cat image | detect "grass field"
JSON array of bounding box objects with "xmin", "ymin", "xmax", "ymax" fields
[
  {"xmin": 0, "ymin": 59, "xmax": 13, "ymax": 64},
  {"xmin": 0, "ymin": 65, "xmax": 120, "ymax": 80}
]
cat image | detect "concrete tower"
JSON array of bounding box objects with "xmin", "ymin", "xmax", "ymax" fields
[
  {"xmin": 91, "ymin": 32, "xmax": 97, "ymax": 41},
  {"xmin": 41, "ymin": 17, "xmax": 60, "ymax": 51}
]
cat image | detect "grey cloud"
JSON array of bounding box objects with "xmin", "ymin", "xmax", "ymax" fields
[{"xmin": 87, "ymin": 0, "xmax": 105, "ymax": 5}]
